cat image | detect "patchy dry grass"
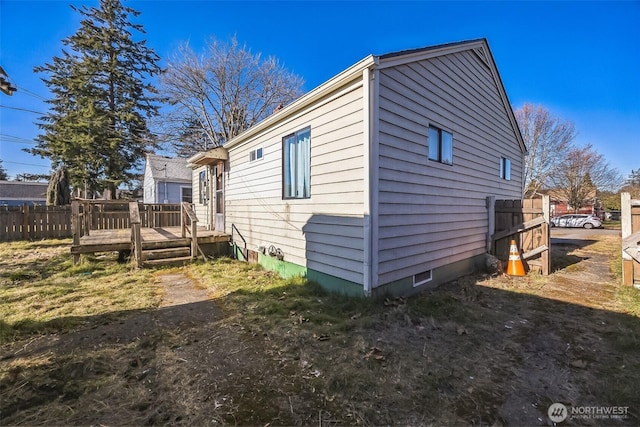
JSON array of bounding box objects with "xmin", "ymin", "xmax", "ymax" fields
[
  {"xmin": 1, "ymin": 236, "xmax": 640, "ymax": 426},
  {"xmin": 0, "ymin": 239, "xmax": 160, "ymax": 343}
]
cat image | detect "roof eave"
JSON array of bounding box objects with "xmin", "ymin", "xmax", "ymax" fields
[
  {"xmin": 223, "ymin": 54, "xmax": 377, "ymax": 150},
  {"xmin": 187, "ymin": 147, "xmax": 229, "ymax": 167}
]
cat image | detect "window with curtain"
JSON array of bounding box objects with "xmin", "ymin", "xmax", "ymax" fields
[{"xmin": 283, "ymin": 127, "xmax": 311, "ymax": 199}]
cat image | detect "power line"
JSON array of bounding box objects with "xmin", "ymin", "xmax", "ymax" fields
[
  {"xmin": 0, "ymin": 105, "xmax": 44, "ymax": 115},
  {"xmin": 2, "ymin": 160, "xmax": 50, "ymax": 169},
  {"xmin": 0, "ymin": 139, "xmax": 37, "ymax": 146},
  {"xmin": 0, "ymin": 134, "xmax": 36, "ymax": 144},
  {"xmin": 14, "ymin": 85, "xmax": 47, "ymax": 101}
]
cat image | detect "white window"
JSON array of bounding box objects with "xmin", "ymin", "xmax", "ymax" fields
[
  {"xmin": 413, "ymin": 270, "xmax": 433, "ymax": 287},
  {"xmin": 249, "ymin": 147, "xmax": 263, "ymax": 162},
  {"xmin": 283, "ymin": 127, "xmax": 311, "ymax": 199},
  {"xmin": 428, "ymin": 126, "xmax": 453, "ymax": 165},
  {"xmin": 500, "ymin": 157, "xmax": 511, "ymax": 180},
  {"xmin": 181, "ymin": 186, "xmax": 192, "ymax": 203},
  {"xmin": 198, "ymin": 170, "xmax": 208, "ymax": 204}
]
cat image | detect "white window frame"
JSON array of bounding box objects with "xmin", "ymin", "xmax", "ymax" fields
[
  {"xmin": 249, "ymin": 147, "xmax": 264, "ymax": 162},
  {"xmin": 428, "ymin": 125, "xmax": 453, "ymax": 165},
  {"xmin": 413, "ymin": 269, "xmax": 433, "ymax": 287},
  {"xmin": 282, "ymin": 127, "xmax": 311, "ymax": 199},
  {"xmin": 198, "ymin": 170, "xmax": 208, "ymax": 205},
  {"xmin": 180, "ymin": 185, "xmax": 192, "ymax": 203}
]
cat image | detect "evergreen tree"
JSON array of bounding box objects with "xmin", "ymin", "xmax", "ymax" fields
[
  {"xmin": 0, "ymin": 160, "xmax": 8, "ymax": 180},
  {"xmin": 29, "ymin": 0, "xmax": 161, "ymax": 197},
  {"xmin": 627, "ymin": 169, "xmax": 640, "ymax": 186}
]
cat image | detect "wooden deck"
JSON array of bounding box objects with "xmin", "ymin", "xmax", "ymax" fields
[{"xmin": 71, "ymin": 226, "xmax": 229, "ymax": 255}]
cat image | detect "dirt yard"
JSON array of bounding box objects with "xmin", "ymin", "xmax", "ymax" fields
[{"xmin": 1, "ymin": 230, "xmax": 639, "ymax": 426}]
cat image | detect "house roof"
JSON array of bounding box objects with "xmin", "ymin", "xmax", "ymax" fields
[
  {"xmin": 145, "ymin": 154, "xmax": 191, "ymax": 182},
  {"xmin": 221, "ymin": 38, "xmax": 526, "ymax": 154},
  {"xmin": 0, "ymin": 181, "xmax": 47, "ymax": 200},
  {"xmin": 533, "ymin": 188, "xmax": 597, "ymax": 203}
]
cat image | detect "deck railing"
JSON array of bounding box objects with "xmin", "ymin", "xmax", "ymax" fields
[
  {"xmin": 181, "ymin": 202, "xmax": 199, "ymax": 260},
  {"xmin": 71, "ymin": 200, "xmax": 182, "ymax": 239}
]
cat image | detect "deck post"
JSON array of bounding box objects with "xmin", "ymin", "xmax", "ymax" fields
[
  {"xmin": 191, "ymin": 217, "xmax": 198, "ymax": 260},
  {"xmin": 181, "ymin": 203, "xmax": 186, "ymax": 238},
  {"xmin": 71, "ymin": 200, "xmax": 81, "ymax": 264},
  {"xmin": 82, "ymin": 201, "xmax": 90, "ymax": 236},
  {"xmin": 129, "ymin": 202, "xmax": 142, "ymax": 268}
]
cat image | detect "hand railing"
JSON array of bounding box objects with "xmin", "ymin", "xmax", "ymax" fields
[
  {"xmin": 181, "ymin": 202, "xmax": 199, "ymax": 260},
  {"xmin": 231, "ymin": 223, "xmax": 247, "ymax": 261}
]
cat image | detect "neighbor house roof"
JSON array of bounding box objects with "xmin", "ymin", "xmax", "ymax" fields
[
  {"xmin": 221, "ymin": 38, "xmax": 527, "ymax": 154},
  {"xmin": 535, "ymin": 188, "xmax": 597, "ymax": 203},
  {"xmin": 0, "ymin": 181, "xmax": 47, "ymax": 201},
  {"xmin": 146, "ymin": 154, "xmax": 191, "ymax": 182}
]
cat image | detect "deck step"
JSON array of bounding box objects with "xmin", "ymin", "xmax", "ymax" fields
[
  {"xmin": 141, "ymin": 238, "xmax": 190, "ymax": 250},
  {"xmin": 143, "ymin": 256, "xmax": 193, "ymax": 268},
  {"xmin": 142, "ymin": 246, "xmax": 191, "ymax": 261}
]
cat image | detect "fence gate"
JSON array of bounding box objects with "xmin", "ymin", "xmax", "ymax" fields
[
  {"xmin": 488, "ymin": 196, "xmax": 551, "ymax": 275},
  {"xmin": 621, "ymin": 192, "xmax": 640, "ymax": 286}
]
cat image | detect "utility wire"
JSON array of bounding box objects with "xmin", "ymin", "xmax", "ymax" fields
[
  {"xmin": 0, "ymin": 134, "xmax": 36, "ymax": 144},
  {"xmin": 0, "ymin": 105, "xmax": 44, "ymax": 115},
  {"xmin": 14, "ymin": 85, "xmax": 47, "ymax": 101},
  {"xmin": 0, "ymin": 139, "xmax": 37, "ymax": 146},
  {"xmin": 2, "ymin": 160, "xmax": 50, "ymax": 169}
]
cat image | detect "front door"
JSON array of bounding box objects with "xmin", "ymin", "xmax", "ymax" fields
[{"xmin": 213, "ymin": 162, "xmax": 224, "ymax": 231}]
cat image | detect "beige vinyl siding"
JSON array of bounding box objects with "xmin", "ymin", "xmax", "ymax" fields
[
  {"xmin": 226, "ymin": 80, "xmax": 366, "ymax": 285},
  {"xmin": 376, "ymin": 50, "xmax": 523, "ymax": 285}
]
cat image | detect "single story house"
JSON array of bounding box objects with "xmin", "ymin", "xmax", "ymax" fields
[
  {"xmin": 143, "ymin": 154, "xmax": 192, "ymax": 204},
  {"xmin": 0, "ymin": 181, "xmax": 47, "ymax": 206},
  {"xmin": 188, "ymin": 38, "xmax": 526, "ymax": 297}
]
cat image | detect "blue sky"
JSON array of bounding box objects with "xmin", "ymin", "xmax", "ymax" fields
[{"xmin": 1, "ymin": 0, "xmax": 639, "ymax": 182}]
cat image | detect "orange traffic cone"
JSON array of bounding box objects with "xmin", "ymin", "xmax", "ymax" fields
[{"xmin": 506, "ymin": 240, "xmax": 525, "ymax": 276}]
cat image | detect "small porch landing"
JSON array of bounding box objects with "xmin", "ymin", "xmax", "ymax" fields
[
  {"xmin": 70, "ymin": 200, "xmax": 229, "ymax": 266},
  {"xmin": 71, "ymin": 227, "xmax": 229, "ymax": 254}
]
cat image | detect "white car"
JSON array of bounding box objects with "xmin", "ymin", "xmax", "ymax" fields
[{"xmin": 550, "ymin": 214, "xmax": 602, "ymax": 229}]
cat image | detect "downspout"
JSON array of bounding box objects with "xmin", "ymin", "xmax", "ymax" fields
[{"xmin": 362, "ymin": 60, "xmax": 378, "ymax": 297}]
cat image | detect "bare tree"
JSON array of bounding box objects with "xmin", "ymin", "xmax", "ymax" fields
[
  {"xmin": 159, "ymin": 36, "xmax": 304, "ymax": 157},
  {"xmin": 515, "ymin": 103, "xmax": 577, "ymax": 196},
  {"xmin": 550, "ymin": 144, "xmax": 622, "ymax": 212}
]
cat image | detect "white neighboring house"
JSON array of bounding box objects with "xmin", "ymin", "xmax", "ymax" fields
[
  {"xmin": 143, "ymin": 154, "xmax": 192, "ymax": 204},
  {"xmin": 188, "ymin": 39, "xmax": 526, "ymax": 297}
]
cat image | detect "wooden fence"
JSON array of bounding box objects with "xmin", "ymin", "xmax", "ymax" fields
[
  {"xmin": 488, "ymin": 196, "xmax": 551, "ymax": 275},
  {"xmin": 0, "ymin": 200, "xmax": 183, "ymax": 242},
  {"xmin": 621, "ymin": 192, "xmax": 640, "ymax": 286},
  {"xmin": 0, "ymin": 204, "xmax": 72, "ymax": 242}
]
